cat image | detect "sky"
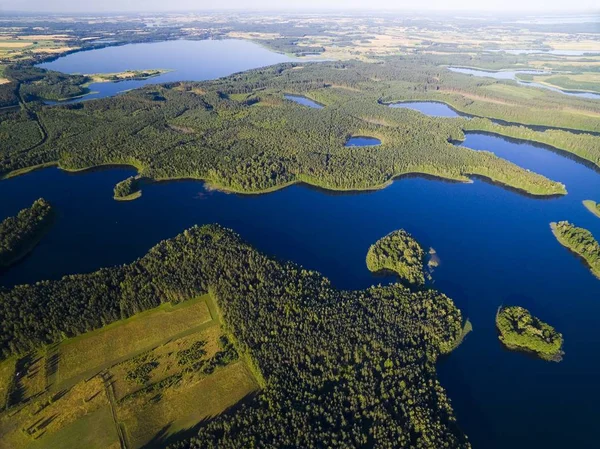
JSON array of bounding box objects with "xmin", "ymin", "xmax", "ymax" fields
[{"xmin": 0, "ymin": 0, "xmax": 598, "ymax": 14}]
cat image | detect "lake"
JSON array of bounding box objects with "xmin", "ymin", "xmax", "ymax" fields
[
  {"xmin": 345, "ymin": 136, "xmax": 381, "ymax": 146},
  {"xmin": 389, "ymin": 101, "xmax": 464, "ymax": 118},
  {"xmin": 39, "ymin": 40, "xmax": 297, "ymax": 102},
  {"xmin": 448, "ymin": 67, "xmax": 600, "ymax": 100},
  {"xmin": 284, "ymin": 94, "xmax": 324, "ymax": 109},
  {"xmin": 6, "ymin": 40, "xmax": 600, "ymax": 449}
]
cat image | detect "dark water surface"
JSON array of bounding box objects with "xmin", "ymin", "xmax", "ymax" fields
[
  {"xmin": 5, "ymin": 41, "xmax": 600, "ymax": 449},
  {"xmin": 38, "ymin": 40, "xmax": 296, "ymax": 102}
]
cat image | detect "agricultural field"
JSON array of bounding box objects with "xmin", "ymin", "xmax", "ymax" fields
[
  {"xmin": 0, "ymin": 36, "xmax": 77, "ymax": 63},
  {"xmin": 0, "ymin": 294, "xmax": 258, "ymax": 449}
]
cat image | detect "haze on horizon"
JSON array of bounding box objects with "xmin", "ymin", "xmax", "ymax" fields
[{"xmin": 0, "ymin": 0, "xmax": 598, "ymax": 14}]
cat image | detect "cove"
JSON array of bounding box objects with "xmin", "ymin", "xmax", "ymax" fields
[
  {"xmin": 448, "ymin": 66, "xmax": 600, "ymax": 100},
  {"xmin": 38, "ymin": 40, "xmax": 297, "ymax": 102},
  {"xmin": 1, "ymin": 132, "xmax": 600, "ymax": 449}
]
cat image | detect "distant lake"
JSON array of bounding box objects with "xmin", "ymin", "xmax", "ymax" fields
[
  {"xmin": 448, "ymin": 66, "xmax": 600, "ymax": 100},
  {"xmin": 38, "ymin": 40, "xmax": 297, "ymax": 102}
]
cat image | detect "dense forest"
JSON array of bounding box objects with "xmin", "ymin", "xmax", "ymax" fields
[
  {"xmin": 0, "ymin": 198, "xmax": 54, "ymax": 269},
  {"xmin": 1, "ymin": 59, "xmax": 577, "ymax": 198},
  {"xmin": 496, "ymin": 306, "xmax": 563, "ymax": 362},
  {"xmin": 366, "ymin": 229, "xmax": 426, "ymax": 285},
  {"xmin": 551, "ymin": 221, "xmax": 600, "ymax": 279},
  {"xmin": 0, "ymin": 224, "xmax": 470, "ymax": 448}
]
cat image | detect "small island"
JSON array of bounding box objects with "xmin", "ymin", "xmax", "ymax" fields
[
  {"xmin": 366, "ymin": 229, "xmax": 425, "ymax": 284},
  {"xmin": 0, "ymin": 198, "xmax": 54, "ymax": 269},
  {"xmin": 88, "ymin": 68, "xmax": 170, "ymax": 84},
  {"xmin": 583, "ymin": 200, "xmax": 600, "ymax": 219},
  {"xmin": 551, "ymin": 221, "xmax": 600, "ymax": 279},
  {"xmin": 496, "ymin": 306, "xmax": 564, "ymax": 362},
  {"xmin": 113, "ymin": 176, "xmax": 142, "ymax": 201}
]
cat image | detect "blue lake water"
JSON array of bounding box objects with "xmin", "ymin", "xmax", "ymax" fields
[
  {"xmin": 284, "ymin": 94, "xmax": 324, "ymax": 109},
  {"xmin": 5, "ymin": 40, "xmax": 600, "ymax": 449},
  {"xmin": 345, "ymin": 136, "xmax": 381, "ymax": 146},
  {"xmin": 38, "ymin": 40, "xmax": 296, "ymax": 102},
  {"xmin": 448, "ymin": 66, "xmax": 600, "ymax": 100}
]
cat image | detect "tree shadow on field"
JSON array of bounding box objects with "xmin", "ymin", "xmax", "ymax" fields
[{"xmin": 141, "ymin": 391, "xmax": 259, "ymax": 449}]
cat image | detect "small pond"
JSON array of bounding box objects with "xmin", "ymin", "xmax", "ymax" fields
[
  {"xmin": 345, "ymin": 136, "xmax": 382, "ymax": 147},
  {"xmin": 284, "ymin": 94, "xmax": 324, "ymax": 109}
]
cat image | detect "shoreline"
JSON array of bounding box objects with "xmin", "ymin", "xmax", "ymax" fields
[{"xmin": 1, "ymin": 161, "xmax": 567, "ymax": 199}]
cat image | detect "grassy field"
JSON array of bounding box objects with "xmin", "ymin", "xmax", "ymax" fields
[
  {"xmin": 0, "ymin": 357, "xmax": 16, "ymax": 407},
  {"xmin": 27, "ymin": 407, "xmax": 121, "ymax": 449},
  {"xmin": 110, "ymin": 325, "xmax": 223, "ymax": 401},
  {"xmin": 118, "ymin": 361, "xmax": 258, "ymax": 449},
  {"xmin": 56, "ymin": 296, "xmax": 213, "ymax": 390},
  {"xmin": 0, "ymin": 36, "xmax": 76, "ymax": 61},
  {"xmin": 0, "ymin": 376, "xmax": 110, "ymax": 449},
  {"xmin": 16, "ymin": 351, "xmax": 47, "ymax": 403}
]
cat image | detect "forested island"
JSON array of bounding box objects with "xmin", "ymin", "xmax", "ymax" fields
[
  {"xmin": 496, "ymin": 306, "xmax": 564, "ymax": 362},
  {"xmin": 0, "ymin": 198, "xmax": 54, "ymax": 269},
  {"xmin": 0, "ymin": 224, "xmax": 471, "ymax": 448},
  {"xmin": 551, "ymin": 221, "xmax": 600, "ymax": 279},
  {"xmin": 2, "ymin": 59, "xmax": 583, "ymax": 198},
  {"xmin": 366, "ymin": 229, "xmax": 426, "ymax": 284},
  {"xmin": 113, "ymin": 176, "xmax": 142, "ymax": 201},
  {"xmin": 583, "ymin": 200, "xmax": 600, "ymax": 219}
]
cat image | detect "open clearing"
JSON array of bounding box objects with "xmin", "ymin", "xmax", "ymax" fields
[
  {"xmin": 55, "ymin": 295, "xmax": 213, "ymax": 390},
  {"xmin": 118, "ymin": 355, "xmax": 258, "ymax": 448}
]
